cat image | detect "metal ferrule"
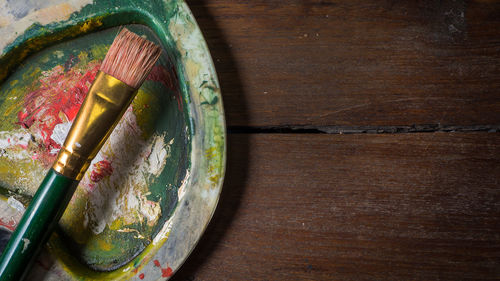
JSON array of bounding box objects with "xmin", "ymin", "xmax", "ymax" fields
[{"xmin": 53, "ymin": 71, "xmax": 136, "ymax": 180}]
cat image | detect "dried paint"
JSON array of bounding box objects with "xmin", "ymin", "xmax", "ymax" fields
[
  {"xmin": 148, "ymin": 65, "xmax": 182, "ymax": 110},
  {"xmin": 7, "ymin": 196, "xmax": 25, "ymax": 212},
  {"xmin": 16, "ymin": 61, "xmax": 98, "ymax": 166},
  {"xmin": 0, "ymin": 130, "xmax": 31, "ymax": 160},
  {"xmin": 0, "ymin": 0, "xmax": 226, "ymax": 279},
  {"xmin": 153, "ymin": 260, "xmax": 172, "ymax": 277},
  {"xmin": 74, "ymin": 108, "xmax": 168, "ymax": 235},
  {"xmin": 0, "ymin": 0, "xmax": 93, "ymax": 52},
  {"xmin": 50, "ymin": 122, "xmax": 72, "ymax": 146},
  {"xmin": 89, "ymin": 160, "xmax": 113, "ymax": 183},
  {"xmin": 21, "ymin": 238, "xmax": 30, "ymax": 253},
  {"xmin": 162, "ymin": 267, "xmax": 173, "ymax": 277},
  {"xmin": 0, "ymin": 25, "xmax": 188, "ymax": 273},
  {"xmin": 0, "ymin": 218, "xmax": 16, "ymax": 231}
]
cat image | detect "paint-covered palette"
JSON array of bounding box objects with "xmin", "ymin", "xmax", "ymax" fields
[{"xmin": 0, "ymin": 0, "xmax": 225, "ymax": 280}]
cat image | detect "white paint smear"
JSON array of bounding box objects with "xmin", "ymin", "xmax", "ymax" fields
[
  {"xmin": 7, "ymin": 196, "xmax": 25, "ymax": 212},
  {"xmin": 22, "ymin": 238, "xmax": 30, "ymax": 253},
  {"xmin": 50, "ymin": 121, "xmax": 72, "ymax": 147},
  {"xmin": 0, "ymin": 129, "xmax": 32, "ymax": 160},
  {"xmin": 79, "ymin": 108, "xmax": 171, "ymax": 234},
  {"xmin": 0, "ymin": 130, "xmax": 30, "ymax": 149}
]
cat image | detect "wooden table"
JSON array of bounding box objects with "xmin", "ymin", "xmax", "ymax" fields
[{"xmin": 173, "ymin": 1, "xmax": 500, "ymax": 280}]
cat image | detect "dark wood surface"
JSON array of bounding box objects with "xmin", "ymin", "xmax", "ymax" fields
[
  {"xmin": 189, "ymin": 0, "xmax": 500, "ymax": 128},
  {"xmin": 173, "ymin": 134, "xmax": 500, "ymax": 280},
  {"xmin": 173, "ymin": 0, "xmax": 500, "ymax": 280}
]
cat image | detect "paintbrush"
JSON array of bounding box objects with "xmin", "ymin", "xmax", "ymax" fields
[{"xmin": 0, "ymin": 28, "xmax": 161, "ymax": 281}]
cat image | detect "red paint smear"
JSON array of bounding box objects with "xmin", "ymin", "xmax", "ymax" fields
[
  {"xmin": 147, "ymin": 65, "xmax": 182, "ymax": 110},
  {"xmin": 90, "ymin": 160, "xmax": 113, "ymax": 182},
  {"xmin": 139, "ymin": 273, "xmax": 145, "ymax": 279},
  {"xmin": 161, "ymin": 267, "xmax": 173, "ymax": 278},
  {"xmin": 0, "ymin": 218, "xmax": 16, "ymax": 231},
  {"xmin": 17, "ymin": 62, "xmax": 100, "ymax": 166},
  {"xmin": 147, "ymin": 65, "xmax": 175, "ymax": 90},
  {"xmin": 152, "ymin": 260, "xmax": 173, "ymax": 278}
]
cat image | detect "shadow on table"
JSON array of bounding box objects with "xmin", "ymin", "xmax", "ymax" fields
[{"xmin": 171, "ymin": 1, "xmax": 249, "ymax": 280}]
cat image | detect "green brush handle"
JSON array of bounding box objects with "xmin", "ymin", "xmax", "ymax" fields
[{"xmin": 0, "ymin": 169, "xmax": 78, "ymax": 281}]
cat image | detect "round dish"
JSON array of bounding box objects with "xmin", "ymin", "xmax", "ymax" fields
[{"xmin": 0, "ymin": 0, "xmax": 225, "ymax": 280}]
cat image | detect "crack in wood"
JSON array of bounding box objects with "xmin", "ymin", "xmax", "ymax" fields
[{"xmin": 228, "ymin": 125, "xmax": 500, "ymax": 134}]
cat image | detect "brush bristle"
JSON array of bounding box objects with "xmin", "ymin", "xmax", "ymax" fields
[{"xmin": 100, "ymin": 28, "xmax": 162, "ymax": 88}]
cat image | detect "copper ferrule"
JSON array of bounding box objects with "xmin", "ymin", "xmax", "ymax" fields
[{"xmin": 53, "ymin": 71, "xmax": 137, "ymax": 180}]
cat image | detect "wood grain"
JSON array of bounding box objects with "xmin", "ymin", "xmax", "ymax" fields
[
  {"xmin": 172, "ymin": 133, "xmax": 500, "ymax": 280},
  {"xmin": 172, "ymin": 1, "xmax": 500, "ymax": 280},
  {"xmin": 187, "ymin": 0, "xmax": 500, "ymax": 127}
]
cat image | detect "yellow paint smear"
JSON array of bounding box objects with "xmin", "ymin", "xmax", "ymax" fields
[
  {"xmin": 108, "ymin": 218, "xmax": 123, "ymax": 230},
  {"xmin": 3, "ymin": 98, "xmax": 23, "ymax": 117},
  {"xmin": 97, "ymin": 239, "xmax": 113, "ymax": 251},
  {"xmin": 80, "ymin": 21, "xmax": 93, "ymax": 33}
]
